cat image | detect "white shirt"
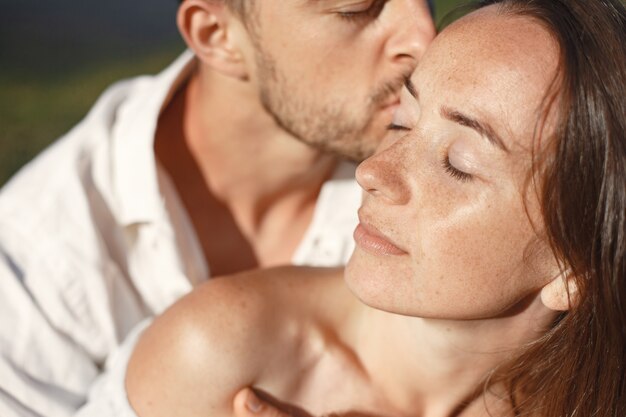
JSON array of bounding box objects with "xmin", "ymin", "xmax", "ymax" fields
[{"xmin": 0, "ymin": 50, "xmax": 361, "ymax": 417}]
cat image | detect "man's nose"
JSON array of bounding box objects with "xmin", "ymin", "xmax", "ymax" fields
[{"xmin": 386, "ymin": 0, "xmax": 437, "ymax": 66}]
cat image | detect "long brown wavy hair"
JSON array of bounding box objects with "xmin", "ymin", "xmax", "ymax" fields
[{"xmin": 469, "ymin": 0, "xmax": 626, "ymax": 416}]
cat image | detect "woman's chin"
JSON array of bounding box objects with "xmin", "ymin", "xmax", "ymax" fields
[{"xmin": 344, "ymin": 249, "xmax": 417, "ymax": 315}]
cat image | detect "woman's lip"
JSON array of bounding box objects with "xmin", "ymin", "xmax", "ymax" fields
[{"xmin": 353, "ymin": 223, "xmax": 408, "ymax": 256}]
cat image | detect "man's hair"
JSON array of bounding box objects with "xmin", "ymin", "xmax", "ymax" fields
[{"xmin": 177, "ymin": 0, "xmax": 250, "ymax": 17}]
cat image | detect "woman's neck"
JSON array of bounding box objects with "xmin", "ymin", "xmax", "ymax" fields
[{"xmin": 348, "ymin": 294, "xmax": 558, "ymax": 417}]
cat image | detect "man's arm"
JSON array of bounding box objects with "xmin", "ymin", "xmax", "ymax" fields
[{"xmin": 0, "ymin": 247, "xmax": 101, "ymax": 417}]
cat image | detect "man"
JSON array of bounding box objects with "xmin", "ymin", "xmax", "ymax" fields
[{"xmin": 0, "ymin": 0, "xmax": 435, "ymax": 416}]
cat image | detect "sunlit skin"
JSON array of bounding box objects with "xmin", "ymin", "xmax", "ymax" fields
[
  {"xmin": 247, "ymin": 0, "xmax": 436, "ymax": 161},
  {"xmin": 157, "ymin": 0, "xmax": 436, "ymax": 276},
  {"xmin": 347, "ymin": 7, "xmax": 562, "ymax": 319},
  {"xmin": 128, "ymin": 7, "xmax": 568, "ymax": 417}
]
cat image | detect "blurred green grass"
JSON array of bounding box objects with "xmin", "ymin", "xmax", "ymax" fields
[
  {"xmin": 0, "ymin": 0, "xmax": 469, "ymax": 187},
  {"xmin": 0, "ymin": 46, "xmax": 185, "ymax": 186}
]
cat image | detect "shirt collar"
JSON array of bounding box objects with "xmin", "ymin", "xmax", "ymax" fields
[{"xmin": 111, "ymin": 49, "xmax": 196, "ymax": 226}]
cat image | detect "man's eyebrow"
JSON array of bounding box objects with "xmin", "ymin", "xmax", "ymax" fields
[
  {"xmin": 441, "ymin": 106, "xmax": 509, "ymax": 152},
  {"xmin": 404, "ymin": 78, "xmax": 419, "ymax": 101}
]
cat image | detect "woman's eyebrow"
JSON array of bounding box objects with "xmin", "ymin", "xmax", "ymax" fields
[
  {"xmin": 404, "ymin": 78, "xmax": 508, "ymax": 152},
  {"xmin": 441, "ymin": 106, "xmax": 509, "ymax": 152}
]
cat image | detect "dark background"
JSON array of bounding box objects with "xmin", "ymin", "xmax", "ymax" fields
[
  {"xmin": 0, "ymin": 0, "xmax": 181, "ymax": 76},
  {"xmin": 0, "ymin": 0, "xmax": 466, "ymax": 186}
]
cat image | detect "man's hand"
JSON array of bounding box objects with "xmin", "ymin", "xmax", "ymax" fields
[
  {"xmin": 233, "ymin": 388, "xmax": 382, "ymax": 417},
  {"xmin": 233, "ymin": 388, "xmax": 293, "ymax": 417}
]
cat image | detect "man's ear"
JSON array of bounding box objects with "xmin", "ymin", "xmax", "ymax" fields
[
  {"xmin": 540, "ymin": 270, "xmax": 579, "ymax": 311},
  {"xmin": 177, "ymin": 0, "xmax": 249, "ymax": 79}
]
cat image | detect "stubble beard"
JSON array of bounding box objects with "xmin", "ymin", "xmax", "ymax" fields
[{"xmin": 254, "ymin": 45, "xmax": 406, "ymax": 162}]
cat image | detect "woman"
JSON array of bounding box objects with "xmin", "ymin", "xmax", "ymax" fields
[{"xmin": 114, "ymin": 0, "xmax": 625, "ymax": 416}]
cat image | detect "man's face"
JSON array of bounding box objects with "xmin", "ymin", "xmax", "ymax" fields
[{"xmin": 246, "ymin": 0, "xmax": 435, "ymax": 161}]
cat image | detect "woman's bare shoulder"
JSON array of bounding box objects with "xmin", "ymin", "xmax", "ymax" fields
[{"xmin": 125, "ymin": 266, "xmax": 346, "ymax": 417}]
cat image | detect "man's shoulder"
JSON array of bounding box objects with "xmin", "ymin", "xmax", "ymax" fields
[
  {"xmin": 0, "ymin": 76, "xmax": 141, "ymax": 209},
  {"xmin": 0, "ymin": 119, "xmax": 113, "ymax": 263},
  {"xmin": 0, "ymin": 71, "xmax": 162, "ymax": 239},
  {"xmin": 0, "ymin": 51, "xmax": 193, "ymax": 235}
]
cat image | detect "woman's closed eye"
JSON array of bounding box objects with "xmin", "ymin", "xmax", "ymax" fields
[
  {"xmin": 387, "ymin": 123, "xmax": 475, "ymax": 183},
  {"xmin": 442, "ymin": 155, "xmax": 473, "ymax": 182}
]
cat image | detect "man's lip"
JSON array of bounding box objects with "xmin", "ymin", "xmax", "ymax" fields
[{"xmin": 353, "ymin": 216, "xmax": 408, "ymax": 256}]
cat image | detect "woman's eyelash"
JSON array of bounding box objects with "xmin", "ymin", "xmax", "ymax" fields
[
  {"xmin": 387, "ymin": 123, "xmax": 410, "ymax": 131},
  {"xmin": 442, "ymin": 156, "xmax": 473, "ymax": 182}
]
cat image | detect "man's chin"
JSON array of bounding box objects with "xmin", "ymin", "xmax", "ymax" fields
[{"xmin": 324, "ymin": 137, "xmax": 379, "ymax": 162}]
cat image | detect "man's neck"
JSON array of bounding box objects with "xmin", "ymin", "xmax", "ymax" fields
[{"xmin": 155, "ymin": 67, "xmax": 338, "ymax": 274}]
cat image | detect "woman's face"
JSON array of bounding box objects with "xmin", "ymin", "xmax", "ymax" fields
[{"xmin": 346, "ymin": 7, "xmax": 561, "ymax": 319}]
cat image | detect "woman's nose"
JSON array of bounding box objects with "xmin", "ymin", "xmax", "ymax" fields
[{"xmin": 355, "ymin": 140, "xmax": 411, "ymax": 205}]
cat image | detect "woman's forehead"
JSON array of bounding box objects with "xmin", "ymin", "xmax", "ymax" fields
[
  {"xmin": 429, "ymin": 7, "xmax": 557, "ymax": 81},
  {"xmin": 412, "ymin": 7, "xmax": 560, "ymax": 147}
]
